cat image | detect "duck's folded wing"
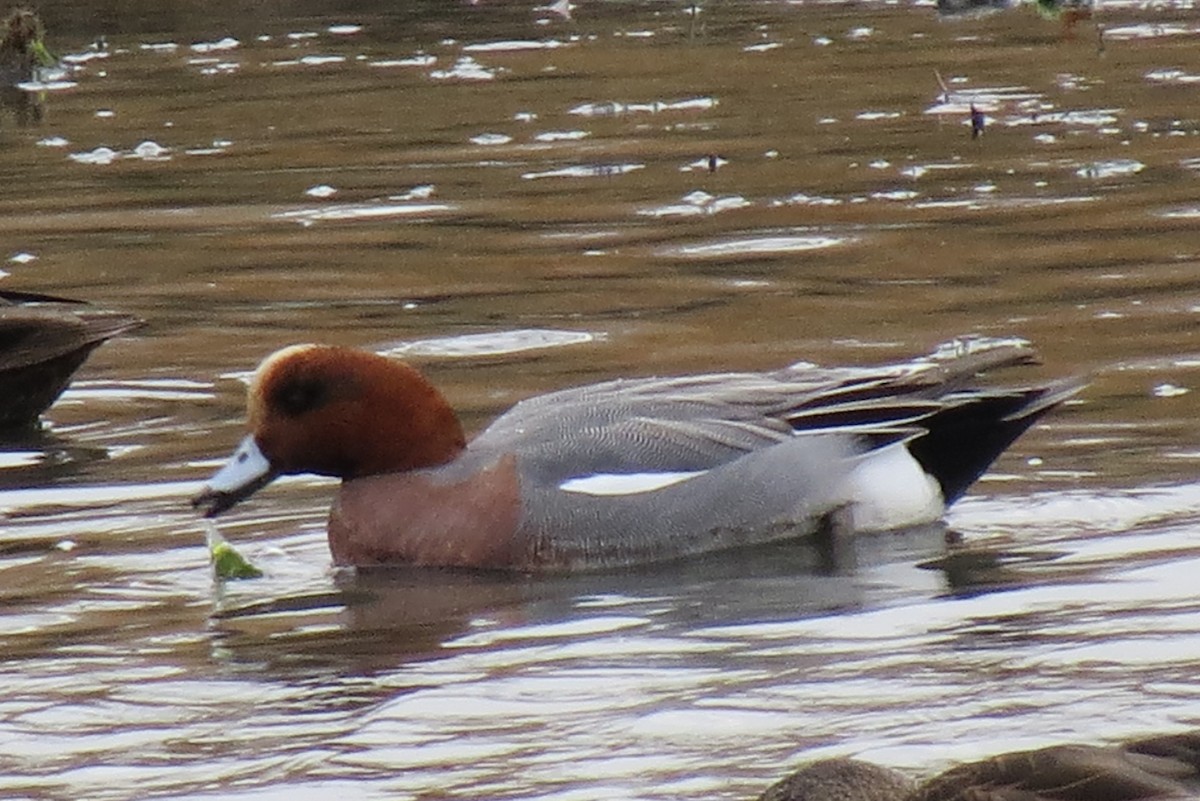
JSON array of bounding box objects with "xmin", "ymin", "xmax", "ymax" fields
[
  {"xmin": 476, "ymin": 373, "xmax": 948, "ymax": 486},
  {"xmin": 474, "ymin": 346, "xmax": 1079, "ymax": 504},
  {"xmin": 0, "ymin": 308, "xmax": 142, "ymax": 372}
]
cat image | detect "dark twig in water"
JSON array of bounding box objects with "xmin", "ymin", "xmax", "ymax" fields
[{"xmin": 970, "ymin": 103, "xmax": 985, "ymax": 139}]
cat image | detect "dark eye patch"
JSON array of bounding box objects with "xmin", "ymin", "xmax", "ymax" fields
[{"xmin": 272, "ymin": 376, "xmax": 328, "ymax": 417}]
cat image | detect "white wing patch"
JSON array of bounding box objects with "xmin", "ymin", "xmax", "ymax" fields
[{"xmin": 559, "ymin": 470, "xmax": 707, "ymax": 496}]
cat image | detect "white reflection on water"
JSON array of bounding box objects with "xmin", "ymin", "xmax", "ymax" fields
[
  {"xmin": 1006, "ymin": 109, "xmax": 1122, "ymax": 127},
  {"xmin": 1075, "ymin": 159, "xmax": 1145, "ymax": 179},
  {"xmin": 295, "ymin": 54, "xmax": 347, "ymax": 66},
  {"xmin": 380, "ymin": 328, "xmax": 600, "ymax": 358},
  {"xmin": 911, "ymin": 195, "xmax": 1099, "ymax": 211},
  {"xmin": 522, "ymin": 163, "xmax": 644, "ymax": 179},
  {"xmin": 1145, "ymin": 68, "xmax": 1200, "ymax": 85},
  {"xmin": 68, "ymin": 147, "xmax": 118, "ymax": 165},
  {"xmin": 1160, "ymin": 205, "xmax": 1200, "ymax": 219},
  {"xmin": 190, "ymin": 37, "xmax": 239, "ymax": 53},
  {"xmin": 639, "ymin": 191, "xmax": 751, "ymax": 218},
  {"xmin": 1104, "ymin": 23, "xmax": 1200, "ymax": 40},
  {"xmin": 662, "ymin": 234, "xmax": 851, "ymax": 258},
  {"xmin": 463, "ymin": 39, "xmax": 570, "ymax": 52},
  {"xmin": 62, "ymin": 378, "xmax": 215, "ymax": 403},
  {"xmin": 533, "ymin": 130, "xmax": 589, "ymax": 142},
  {"xmin": 15, "ymin": 79, "xmax": 77, "ymax": 92},
  {"xmin": 368, "ymin": 54, "xmax": 436, "ymax": 68},
  {"xmin": 430, "ymin": 55, "xmax": 500, "ymax": 80},
  {"xmin": 950, "ymin": 483, "xmax": 1200, "ymax": 539},
  {"xmin": 774, "ymin": 192, "xmax": 843, "ymax": 207},
  {"xmin": 568, "ymin": 97, "xmax": 717, "ymax": 116},
  {"xmin": 0, "ymin": 479, "xmax": 200, "ymax": 512},
  {"xmin": 272, "ymin": 201, "xmax": 453, "ymax": 224},
  {"xmin": 0, "ymin": 452, "xmax": 42, "ymax": 469},
  {"xmin": 470, "ymin": 132, "xmax": 513, "ymax": 145}
]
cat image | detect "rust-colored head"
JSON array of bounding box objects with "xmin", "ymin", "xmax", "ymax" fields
[
  {"xmin": 248, "ymin": 344, "xmax": 465, "ymax": 478},
  {"xmin": 193, "ymin": 344, "xmax": 466, "ymax": 517}
]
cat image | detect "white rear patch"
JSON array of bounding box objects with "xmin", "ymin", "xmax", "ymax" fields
[
  {"xmin": 847, "ymin": 442, "xmax": 945, "ymax": 531},
  {"xmin": 559, "ymin": 470, "xmax": 707, "ymax": 496}
]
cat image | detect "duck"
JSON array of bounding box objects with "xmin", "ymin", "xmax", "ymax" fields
[
  {"xmin": 0, "ymin": 289, "xmax": 144, "ymax": 431},
  {"xmin": 191, "ymin": 336, "xmax": 1081, "ymax": 572},
  {"xmin": 0, "ymin": 8, "xmax": 42, "ymax": 82},
  {"xmin": 0, "ymin": 8, "xmax": 53, "ymax": 125},
  {"xmin": 758, "ymin": 731, "xmax": 1200, "ymax": 800}
]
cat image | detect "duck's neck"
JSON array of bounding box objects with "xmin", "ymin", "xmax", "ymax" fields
[{"xmin": 346, "ymin": 358, "xmax": 467, "ymax": 478}]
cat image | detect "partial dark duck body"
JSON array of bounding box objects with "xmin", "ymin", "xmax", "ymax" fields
[
  {"xmin": 760, "ymin": 731, "xmax": 1200, "ymax": 801},
  {"xmin": 0, "ymin": 290, "xmax": 143, "ymax": 430}
]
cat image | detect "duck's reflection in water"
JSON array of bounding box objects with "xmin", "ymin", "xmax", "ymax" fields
[{"xmin": 205, "ymin": 522, "xmax": 958, "ymax": 677}]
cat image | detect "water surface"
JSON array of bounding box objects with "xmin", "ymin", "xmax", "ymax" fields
[{"xmin": 3, "ymin": 1, "xmax": 1200, "ymax": 798}]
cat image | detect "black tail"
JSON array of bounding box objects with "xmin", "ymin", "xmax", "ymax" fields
[{"xmin": 907, "ymin": 379, "xmax": 1082, "ymax": 504}]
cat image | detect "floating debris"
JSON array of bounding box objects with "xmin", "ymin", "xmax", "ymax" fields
[
  {"xmin": 971, "ymin": 103, "xmax": 986, "ymax": 138},
  {"xmin": 205, "ymin": 522, "xmax": 262, "ymax": 580},
  {"xmin": 680, "ymin": 154, "xmax": 727, "ymax": 172}
]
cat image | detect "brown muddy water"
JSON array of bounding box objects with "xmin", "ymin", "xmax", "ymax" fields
[{"xmin": 2, "ymin": 1, "xmax": 1200, "ymax": 798}]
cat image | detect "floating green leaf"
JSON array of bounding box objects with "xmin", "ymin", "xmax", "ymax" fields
[{"xmin": 205, "ymin": 522, "xmax": 263, "ymax": 580}]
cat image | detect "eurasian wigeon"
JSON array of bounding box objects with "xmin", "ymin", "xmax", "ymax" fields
[
  {"xmin": 759, "ymin": 730, "xmax": 1200, "ymax": 800},
  {"xmin": 192, "ymin": 336, "xmax": 1081, "ymax": 571},
  {"xmin": 0, "ymin": 289, "xmax": 143, "ymax": 430}
]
